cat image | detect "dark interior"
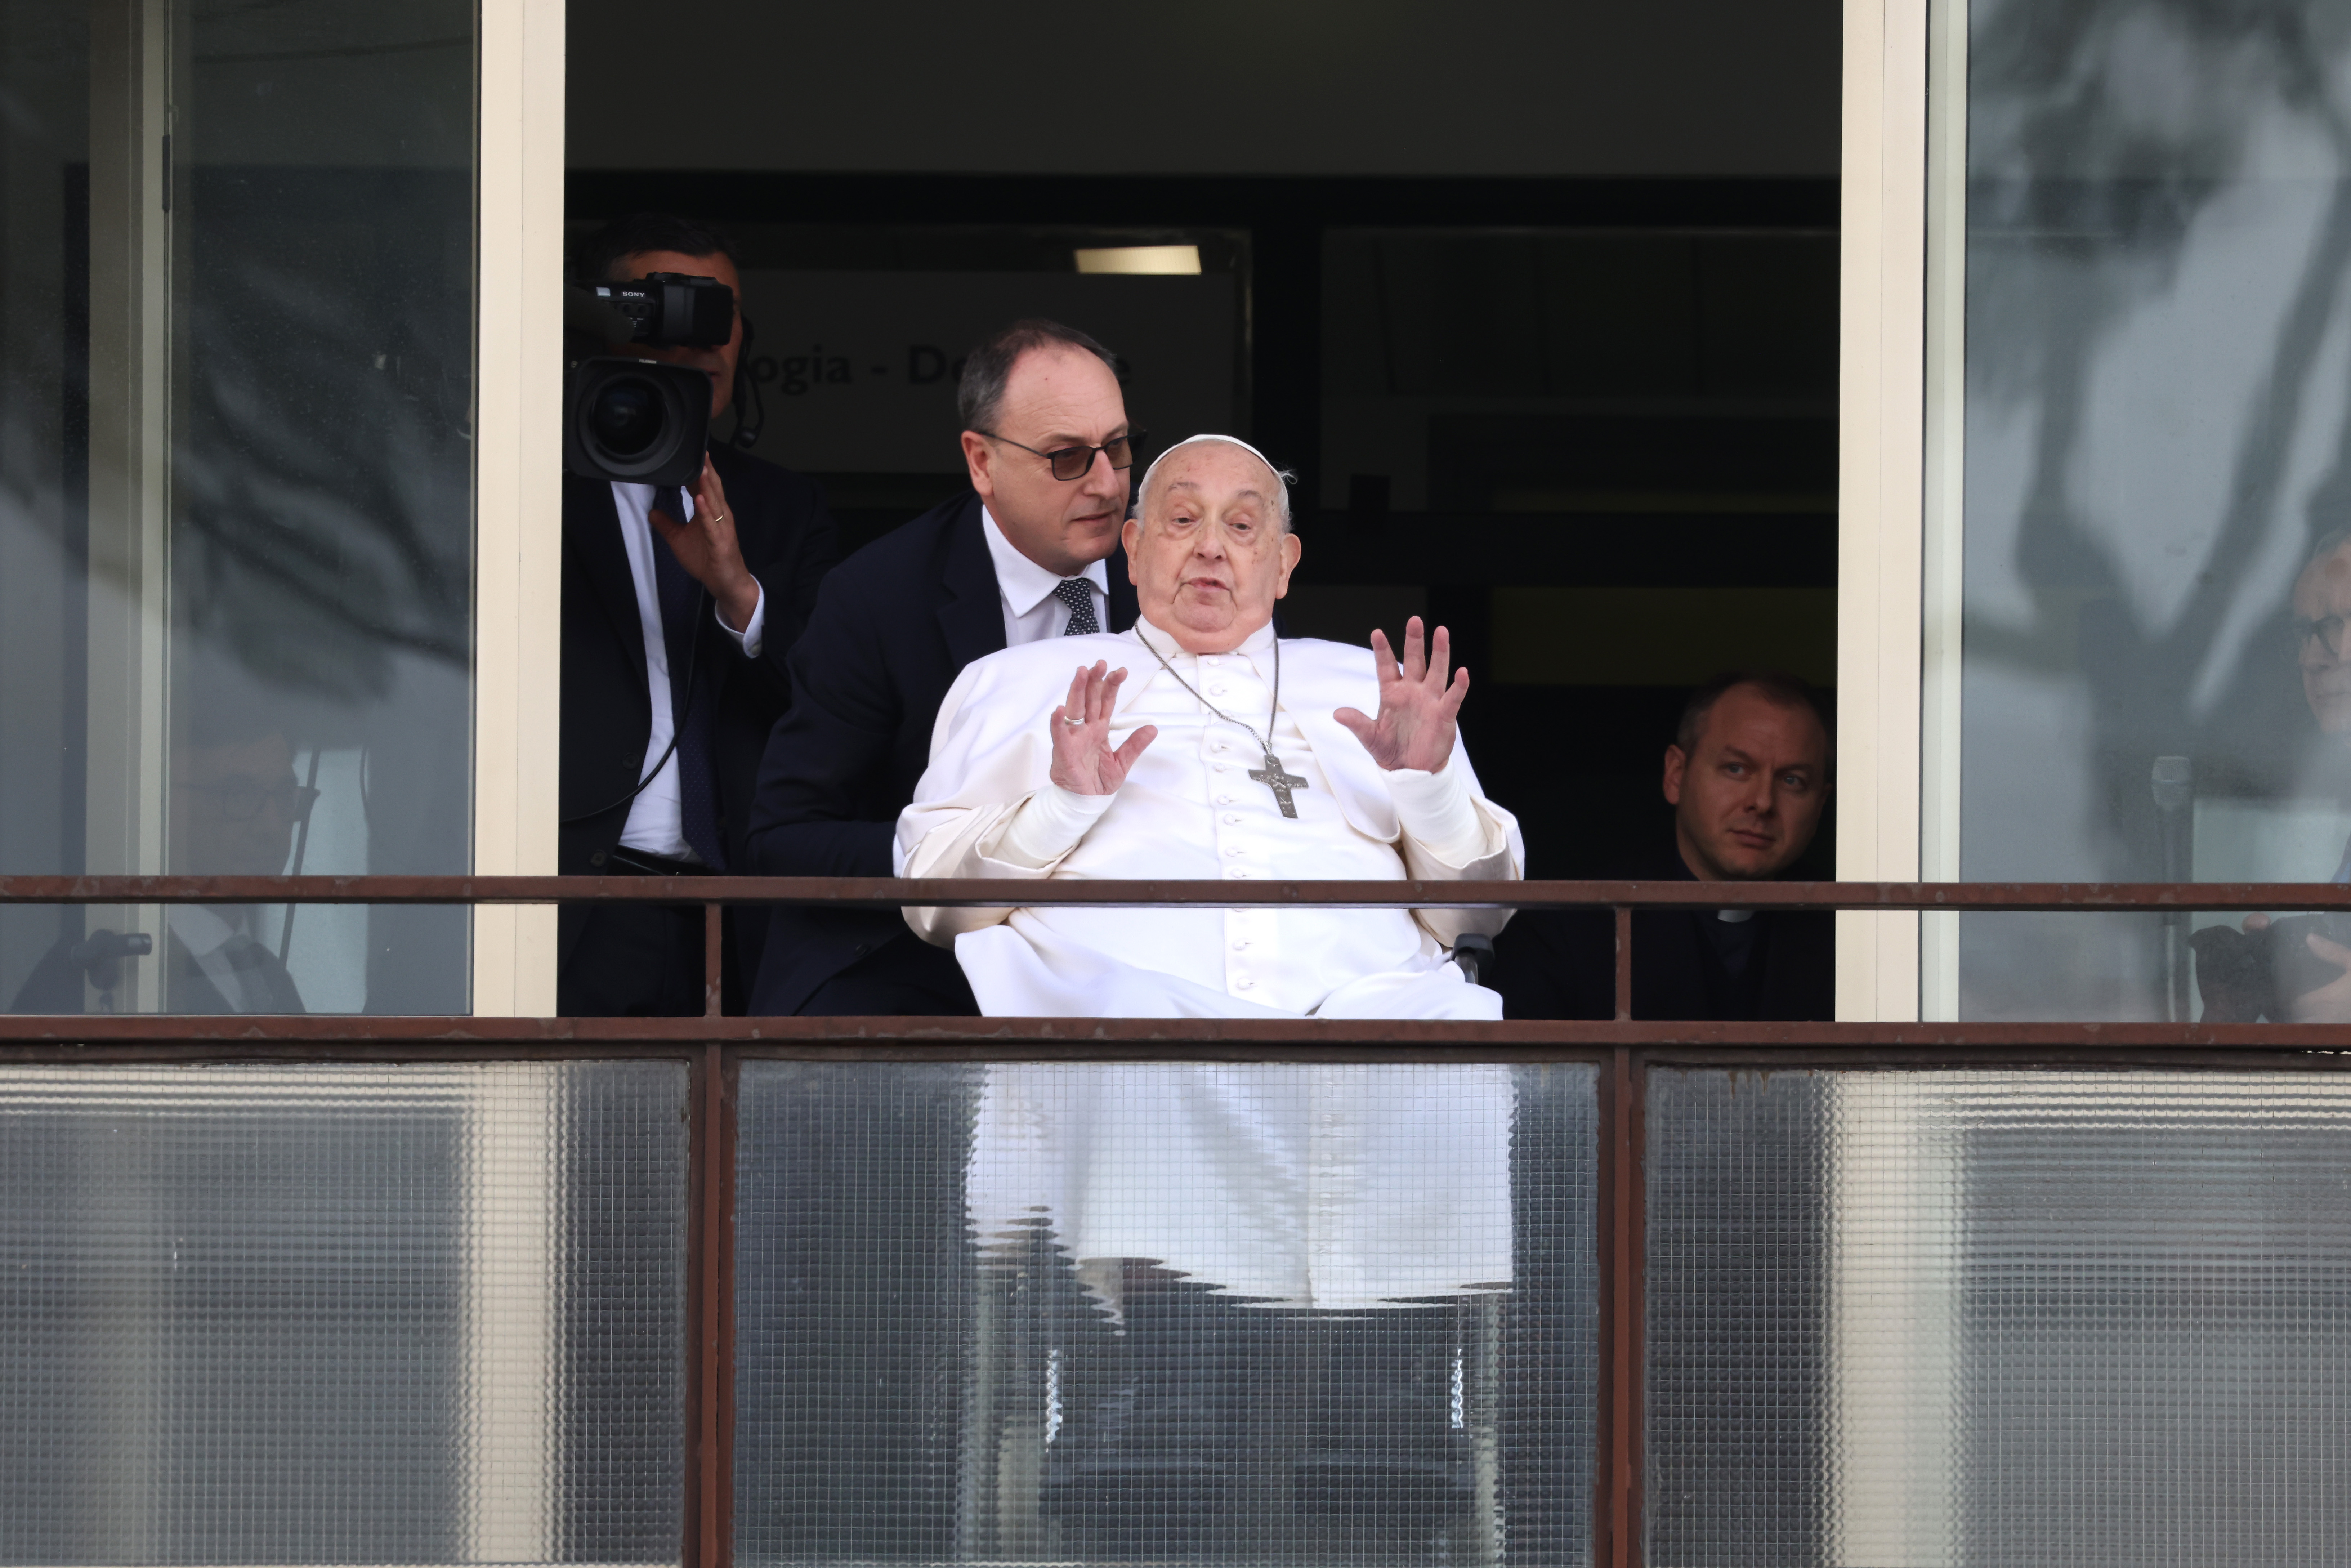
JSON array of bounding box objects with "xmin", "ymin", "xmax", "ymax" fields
[{"xmin": 567, "ymin": 0, "xmax": 1842, "ymax": 880}]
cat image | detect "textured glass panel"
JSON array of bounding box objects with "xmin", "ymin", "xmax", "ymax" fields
[
  {"xmin": 0, "ymin": 1062, "xmax": 687, "ymax": 1564},
  {"xmin": 736, "ymin": 1061, "xmax": 1598, "ymax": 1567},
  {"xmin": 1646, "ymin": 1068, "xmax": 2351, "ymax": 1568}
]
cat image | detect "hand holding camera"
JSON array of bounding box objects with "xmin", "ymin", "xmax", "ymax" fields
[{"xmin": 649, "ymin": 454, "xmax": 760, "ymax": 634}]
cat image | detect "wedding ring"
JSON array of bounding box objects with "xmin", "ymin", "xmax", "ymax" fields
[{"xmin": 1061, "ymin": 715, "xmax": 1083, "ymax": 727}]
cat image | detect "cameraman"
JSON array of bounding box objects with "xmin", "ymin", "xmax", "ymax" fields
[{"xmin": 559, "ymin": 214, "xmax": 838, "ymax": 1015}]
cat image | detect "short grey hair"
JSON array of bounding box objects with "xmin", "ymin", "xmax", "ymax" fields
[
  {"xmin": 1137, "ymin": 436, "xmax": 1296, "ymax": 533},
  {"xmin": 956, "ymin": 319, "xmax": 1119, "ymax": 433}
]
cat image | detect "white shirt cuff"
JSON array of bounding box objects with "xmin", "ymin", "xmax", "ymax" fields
[
  {"xmin": 1386, "ymin": 760, "xmax": 1489, "ymax": 866},
  {"xmin": 999, "ymin": 784, "xmax": 1116, "ymax": 869},
  {"xmin": 716, "ymin": 581, "xmax": 765, "ymax": 658}
]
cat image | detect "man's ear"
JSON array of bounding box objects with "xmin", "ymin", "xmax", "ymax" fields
[
  {"xmin": 960, "ymin": 430, "xmax": 993, "ymax": 499},
  {"xmin": 1122, "ymin": 517, "xmax": 1143, "ymax": 583},
  {"xmin": 1662, "ymin": 744, "xmax": 1688, "ymax": 806},
  {"xmin": 1274, "ymin": 529, "xmax": 1302, "ymax": 597}
]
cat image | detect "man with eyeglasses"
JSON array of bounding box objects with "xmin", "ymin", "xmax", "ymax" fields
[
  {"xmin": 742, "ymin": 318, "xmax": 1141, "ymax": 1015},
  {"xmin": 2214, "ymin": 529, "xmax": 2351, "ymax": 1020}
]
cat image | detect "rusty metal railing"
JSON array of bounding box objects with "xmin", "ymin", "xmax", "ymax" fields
[
  {"xmin": 3, "ymin": 873, "xmax": 2349, "ymax": 1045},
  {"xmin": 7, "ymin": 874, "xmax": 2351, "ymax": 1568}
]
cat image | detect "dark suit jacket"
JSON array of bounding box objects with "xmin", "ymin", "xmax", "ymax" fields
[
  {"xmin": 743, "ymin": 491, "xmax": 1140, "ymax": 1014},
  {"xmin": 11, "ymin": 924, "xmax": 303, "ymax": 1015},
  {"xmin": 558, "ymin": 445, "xmax": 839, "ymax": 966},
  {"xmin": 1493, "ymin": 853, "xmax": 1834, "ymax": 1021}
]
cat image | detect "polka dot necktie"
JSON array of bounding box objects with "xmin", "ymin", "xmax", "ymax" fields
[{"xmin": 1054, "ymin": 578, "xmax": 1099, "ymax": 636}]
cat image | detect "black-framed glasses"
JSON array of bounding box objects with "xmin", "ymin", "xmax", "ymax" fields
[
  {"xmin": 975, "ymin": 428, "xmax": 1145, "ymax": 481},
  {"xmin": 175, "ymin": 777, "xmax": 321, "ymax": 823},
  {"xmin": 2294, "ymin": 613, "xmax": 2351, "ymax": 660}
]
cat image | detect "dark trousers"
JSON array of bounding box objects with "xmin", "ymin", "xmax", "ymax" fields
[
  {"xmin": 798, "ymin": 932, "xmax": 977, "ymax": 1017},
  {"xmin": 558, "ymin": 901, "xmax": 707, "ymax": 1017}
]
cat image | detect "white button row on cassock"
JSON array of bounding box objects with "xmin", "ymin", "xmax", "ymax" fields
[{"xmin": 1184, "ymin": 656, "xmax": 1282, "ymax": 1000}]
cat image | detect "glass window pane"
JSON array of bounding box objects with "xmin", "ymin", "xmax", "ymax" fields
[
  {"xmin": 0, "ymin": 0, "xmax": 477, "ymax": 1015},
  {"xmin": 1952, "ymin": 0, "xmax": 2351, "ymax": 1018},
  {"xmin": 1647, "ymin": 1068, "xmax": 2351, "ymax": 1565},
  {"xmin": 734, "ymin": 1061, "xmax": 1599, "ymax": 1567},
  {"xmin": 0, "ymin": 1061, "xmax": 688, "ymax": 1563}
]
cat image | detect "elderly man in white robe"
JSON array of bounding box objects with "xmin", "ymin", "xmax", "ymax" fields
[
  {"xmin": 898, "ymin": 434, "xmax": 1523, "ymax": 1016},
  {"xmin": 895, "ymin": 436, "xmax": 1525, "ymax": 1523}
]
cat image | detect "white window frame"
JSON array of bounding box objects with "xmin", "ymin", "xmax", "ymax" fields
[
  {"xmin": 472, "ymin": 0, "xmax": 566, "ymax": 1016},
  {"xmin": 1837, "ymin": 0, "xmax": 1935, "ymax": 1022}
]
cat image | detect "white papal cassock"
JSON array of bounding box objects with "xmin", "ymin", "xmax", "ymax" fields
[{"xmin": 896, "ymin": 621, "xmax": 1524, "ymax": 1308}]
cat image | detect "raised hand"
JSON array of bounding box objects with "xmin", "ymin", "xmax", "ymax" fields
[
  {"xmin": 1333, "ymin": 616, "xmax": 1469, "ymax": 773},
  {"xmin": 1049, "ymin": 661, "xmax": 1159, "ymax": 796},
  {"xmin": 650, "ymin": 454, "xmax": 761, "ymax": 633}
]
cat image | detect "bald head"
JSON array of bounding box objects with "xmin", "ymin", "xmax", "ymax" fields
[{"xmin": 1123, "ymin": 437, "xmax": 1302, "ymax": 655}]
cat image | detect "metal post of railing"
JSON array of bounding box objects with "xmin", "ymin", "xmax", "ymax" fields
[
  {"xmin": 704, "ymin": 904, "xmax": 724, "ymax": 1019},
  {"xmin": 1614, "ymin": 906, "xmax": 1634, "ymax": 1023}
]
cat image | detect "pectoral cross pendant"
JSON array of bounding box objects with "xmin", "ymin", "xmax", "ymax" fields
[{"xmin": 1249, "ymin": 752, "xmax": 1308, "ymax": 819}]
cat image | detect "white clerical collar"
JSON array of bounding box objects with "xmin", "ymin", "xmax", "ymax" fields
[
  {"xmin": 1129, "ymin": 617, "xmax": 1277, "ymax": 661},
  {"xmin": 980, "ymin": 506, "xmax": 1109, "ymax": 616}
]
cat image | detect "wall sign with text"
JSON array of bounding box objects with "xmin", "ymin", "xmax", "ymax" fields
[{"xmin": 735, "ymin": 271, "xmax": 1239, "ymax": 473}]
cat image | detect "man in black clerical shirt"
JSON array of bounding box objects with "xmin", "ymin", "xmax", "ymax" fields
[
  {"xmin": 1496, "ymin": 671, "xmax": 1834, "ymax": 1020},
  {"xmin": 743, "ymin": 319, "xmax": 1141, "ymax": 1016},
  {"xmin": 558, "ymin": 214, "xmax": 838, "ymax": 1016}
]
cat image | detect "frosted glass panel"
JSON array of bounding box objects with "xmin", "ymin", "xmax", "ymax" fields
[
  {"xmin": 0, "ymin": 1062, "xmax": 687, "ymax": 1564},
  {"xmin": 735, "ymin": 1061, "xmax": 1599, "ymax": 1567},
  {"xmin": 1647, "ymin": 1068, "xmax": 2351, "ymax": 1568}
]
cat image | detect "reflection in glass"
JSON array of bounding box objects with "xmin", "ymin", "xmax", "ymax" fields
[
  {"xmin": 0, "ymin": 1062, "xmax": 688, "ymax": 1563},
  {"xmin": 1954, "ymin": 0, "xmax": 2351, "ymax": 1016},
  {"xmin": 735, "ymin": 1062, "xmax": 1598, "ymax": 1567},
  {"xmin": 0, "ymin": 0, "xmax": 477, "ymax": 1015},
  {"xmin": 1649, "ymin": 1068, "xmax": 2351, "ymax": 1566}
]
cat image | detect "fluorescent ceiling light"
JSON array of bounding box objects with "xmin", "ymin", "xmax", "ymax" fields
[{"xmin": 1074, "ymin": 245, "xmax": 1202, "ymax": 276}]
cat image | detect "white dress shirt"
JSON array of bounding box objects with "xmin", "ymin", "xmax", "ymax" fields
[
  {"xmin": 167, "ymin": 906, "xmax": 273, "ymax": 1013},
  {"xmin": 980, "ymin": 505, "xmax": 1109, "ymax": 647},
  {"xmin": 609, "ymin": 481, "xmax": 766, "ymax": 861}
]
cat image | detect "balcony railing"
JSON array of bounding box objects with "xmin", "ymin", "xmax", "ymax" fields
[
  {"xmin": 4, "ymin": 876, "xmax": 2348, "ymax": 1568},
  {"xmin": 4, "ymin": 873, "xmax": 2348, "ymax": 1042}
]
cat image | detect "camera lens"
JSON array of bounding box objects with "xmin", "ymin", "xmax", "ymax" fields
[{"xmin": 589, "ymin": 377, "xmax": 664, "ymax": 457}]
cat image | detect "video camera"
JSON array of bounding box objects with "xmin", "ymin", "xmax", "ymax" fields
[{"xmin": 564, "ymin": 272, "xmax": 733, "ymax": 487}]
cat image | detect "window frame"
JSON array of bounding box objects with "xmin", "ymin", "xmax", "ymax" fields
[
  {"xmin": 1836, "ymin": 0, "xmax": 1933, "ymax": 1022},
  {"xmin": 471, "ymin": 0, "xmax": 566, "ymax": 1015}
]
